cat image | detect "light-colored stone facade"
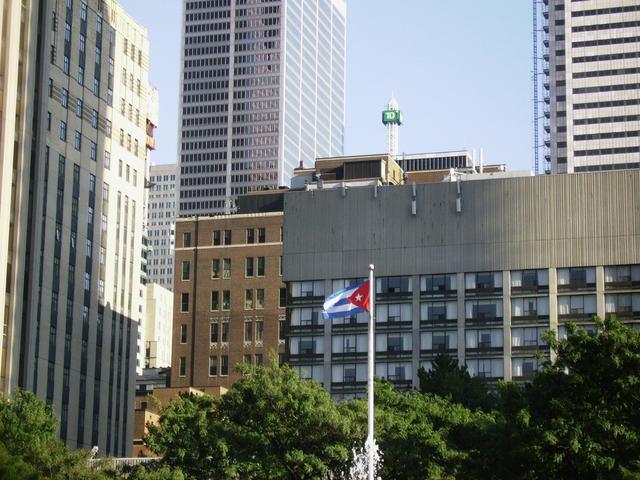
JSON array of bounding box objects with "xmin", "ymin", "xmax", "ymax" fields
[
  {"xmin": 146, "ymin": 163, "xmax": 177, "ymax": 290},
  {"xmin": 545, "ymin": 0, "xmax": 640, "ymax": 173},
  {"xmin": 144, "ymin": 283, "xmax": 173, "ymax": 368},
  {"xmin": 1, "ymin": 0, "xmax": 151, "ymax": 456}
]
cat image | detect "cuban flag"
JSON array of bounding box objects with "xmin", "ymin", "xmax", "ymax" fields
[{"xmin": 322, "ymin": 280, "xmax": 371, "ymax": 319}]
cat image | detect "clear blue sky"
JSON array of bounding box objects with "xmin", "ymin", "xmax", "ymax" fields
[{"xmin": 121, "ymin": 0, "xmax": 533, "ymax": 171}]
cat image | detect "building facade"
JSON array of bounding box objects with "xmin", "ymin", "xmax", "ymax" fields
[
  {"xmin": 282, "ymin": 170, "xmax": 640, "ymax": 399},
  {"xmin": 146, "ymin": 163, "xmax": 177, "ymax": 289},
  {"xmin": 0, "ymin": 0, "xmax": 151, "ymax": 456},
  {"xmin": 144, "ymin": 283, "xmax": 173, "ymax": 368},
  {"xmin": 544, "ymin": 0, "xmax": 640, "ymax": 174},
  {"xmin": 177, "ymin": 0, "xmax": 346, "ymax": 216},
  {"xmin": 171, "ymin": 203, "xmax": 286, "ymax": 389}
]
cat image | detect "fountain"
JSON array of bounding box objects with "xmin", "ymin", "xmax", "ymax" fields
[{"xmin": 346, "ymin": 438, "xmax": 383, "ymax": 480}]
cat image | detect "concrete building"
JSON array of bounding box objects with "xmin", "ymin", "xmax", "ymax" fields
[
  {"xmin": 171, "ymin": 191, "xmax": 286, "ymax": 389},
  {"xmin": 544, "ymin": 0, "xmax": 640, "ymax": 174},
  {"xmin": 146, "ymin": 163, "xmax": 177, "ymax": 289},
  {"xmin": 282, "ymin": 169, "xmax": 640, "ymax": 399},
  {"xmin": 177, "ymin": 0, "xmax": 347, "ymax": 216},
  {"xmin": 0, "ymin": 0, "xmax": 151, "ymax": 455},
  {"xmin": 144, "ymin": 284, "xmax": 173, "ymax": 368}
]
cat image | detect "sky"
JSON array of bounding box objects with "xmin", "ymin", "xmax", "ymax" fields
[{"xmin": 120, "ymin": 0, "xmax": 533, "ymax": 172}]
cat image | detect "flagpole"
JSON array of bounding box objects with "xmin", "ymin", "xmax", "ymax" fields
[{"xmin": 367, "ymin": 264, "xmax": 375, "ymax": 480}]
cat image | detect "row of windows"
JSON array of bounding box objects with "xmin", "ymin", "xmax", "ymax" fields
[
  {"xmin": 571, "ymin": 20, "xmax": 640, "ymax": 33},
  {"xmin": 574, "ymin": 163, "xmax": 640, "ymax": 172},
  {"xmin": 572, "ymin": 34, "xmax": 640, "ymax": 49},
  {"xmin": 573, "ymin": 99, "xmax": 640, "ymax": 110},
  {"xmin": 572, "ymin": 50, "xmax": 640, "ymax": 64},
  {"xmin": 292, "ymin": 267, "xmax": 639, "ymax": 300},
  {"xmin": 573, "ymin": 66, "xmax": 640, "ymax": 79},
  {"xmin": 575, "ymin": 146, "xmax": 640, "ymax": 157}
]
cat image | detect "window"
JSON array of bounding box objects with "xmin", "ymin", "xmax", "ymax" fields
[
  {"xmin": 92, "ymin": 78, "xmax": 99, "ymax": 96},
  {"xmin": 61, "ymin": 88, "xmax": 69, "ymax": 108},
  {"xmin": 59, "ymin": 121, "xmax": 67, "ymax": 140},
  {"xmin": 255, "ymin": 320, "xmax": 264, "ymax": 342},
  {"xmin": 420, "ymin": 301, "xmax": 457, "ymax": 323},
  {"xmin": 224, "ymin": 229, "xmax": 232, "ymax": 245},
  {"xmin": 178, "ymin": 357, "xmax": 186, "ymax": 377},
  {"xmin": 211, "ymin": 291, "xmax": 219, "ymax": 310},
  {"xmin": 210, "ymin": 321, "xmax": 218, "ymax": 343},
  {"xmin": 74, "ymin": 131, "xmax": 81, "ymax": 150},
  {"xmin": 245, "ymin": 289, "xmax": 253, "ymax": 309},
  {"xmin": 221, "ymin": 355, "xmax": 229, "ymax": 375},
  {"xmin": 605, "ymin": 293, "xmax": 640, "ymax": 316},
  {"xmin": 280, "ymin": 226, "xmax": 283, "ymax": 242},
  {"xmin": 279, "ymin": 287, "xmax": 286, "ymax": 308},
  {"xmin": 181, "ymin": 260, "xmax": 190, "ymax": 281},
  {"xmin": 183, "ymin": 232, "xmax": 191, "ymax": 247},
  {"xmin": 557, "ymin": 295, "xmax": 597, "ymax": 318},
  {"xmin": 222, "ymin": 291, "xmax": 230, "ymax": 310},
  {"xmin": 244, "ymin": 319, "xmax": 253, "ymax": 342},
  {"xmin": 48, "ymin": 78, "xmax": 53, "ymax": 97},
  {"xmin": 279, "ymin": 316, "xmax": 286, "ymax": 341},
  {"xmin": 376, "ymin": 276, "xmax": 412, "ymax": 295},
  {"xmin": 222, "ymin": 321, "xmax": 229, "ymax": 342},
  {"xmin": 279, "ymin": 256, "xmax": 283, "ymax": 276},
  {"xmin": 512, "ymin": 357, "xmax": 541, "ymax": 379},
  {"xmin": 223, "ymin": 258, "xmax": 231, "ymax": 278},
  {"xmin": 466, "ymin": 299, "xmax": 503, "ymax": 321},
  {"xmin": 512, "ymin": 327, "xmax": 547, "ymax": 348},
  {"xmin": 209, "ymin": 356, "xmax": 217, "ymax": 376},
  {"xmin": 104, "ymin": 119, "xmax": 111, "ymax": 137},
  {"xmin": 91, "ymin": 109, "xmax": 98, "ymax": 128},
  {"xmin": 256, "ymin": 289, "xmax": 264, "ymax": 309},
  {"xmin": 243, "ymin": 354, "xmax": 252, "ymax": 364},
  {"xmin": 466, "ymin": 358, "xmax": 503, "ymax": 379},
  {"xmin": 258, "ymin": 227, "xmax": 266, "ymax": 243},
  {"xmin": 180, "ymin": 293, "xmax": 189, "ymax": 313},
  {"xmin": 257, "ymin": 257, "xmax": 265, "ymax": 276},
  {"xmin": 420, "ymin": 330, "xmax": 457, "ymax": 351},
  {"xmin": 377, "ymin": 332, "xmax": 411, "ymax": 353},
  {"xmin": 245, "ymin": 257, "xmax": 254, "ymax": 277},
  {"xmin": 77, "ymin": 66, "xmax": 84, "ymax": 84},
  {"xmin": 246, "ymin": 228, "xmax": 255, "ymax": 244},
  {"xmin": 511, "ymin": 297, "xmax": 549, "ymax": 320},
  {"xmin": 180, "ymin": 324, "xmax": 187, "ymax": 343},
  {"xmin": 47, "ymin": 112, "xmax": 51, "ymax": 131},
  {"xmin": 90, "ymin": 142, "xmax": 97, "ymax": 161},
  {"xmin": 375, "ymin": 303, "xmax": 412, "ymax": 324},
  {"xmin": 75, "ymin": 98, "xmax": 83, "ymax": 117},
  {"xmin": 557, "ymin": 267, "xmax": 595, "ymax": 290},
  {"xmin": 604, "ymin": 265, "xmax": 640, "ymax": 287},
  {"xmin": 212, "ymin": 259, "xmax": 220, "ymax": 278},
  {"xmin": 465, "ymin": 272, "xmax": 502, "ymax": 292},
  {"xmin": 465, "ymin": 329, "xmax": 503, "ymax": 349},
  {"xmin": 213, "ymin": 230, "xmax": 221, "ymax": 245},
  {"xmin": 292, "ymin": 281, "xmax": 324, "ymax": 298}
]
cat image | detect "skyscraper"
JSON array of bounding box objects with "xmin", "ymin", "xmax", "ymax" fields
[
  {"xmin": 0, "ymin": 0, "xmax": 151, "ymax": 456},
  {"xmin": 544, "ymin": 0, "xmax": 640, "ymax": 174},
  {"xmin": 178, "ymin": 0, "xmax": 346, "ymax": 216},
  {"xmin": 146, "ymin": 163, "xmax": 177, "ymax": 290}
]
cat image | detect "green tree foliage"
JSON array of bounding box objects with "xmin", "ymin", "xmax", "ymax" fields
[
  {"xmin": 373, "ymin": 381, "xmax": 494, "ymax": 480},
  {"xmin": 418, "ymin": 355, "xmax": 496, "ymax": 411},
  {"xmin": 0, "ymin": 443, "xmax": 39, "ymax": 480},
  {"xmin": 0, "ymin": 390, "xmax": 117, "ymax": 480},
  {"xmin": 147, "ymin": 362, "xmax": 356, "ymax": 479},
  {"xmin": 499, "ymin": 317, "xmax": 640, "ymax": 479}
]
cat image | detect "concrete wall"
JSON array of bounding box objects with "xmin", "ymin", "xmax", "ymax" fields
[{"xmin": 283, "ymin": 170, "xmax": 640, "ymax": 281}]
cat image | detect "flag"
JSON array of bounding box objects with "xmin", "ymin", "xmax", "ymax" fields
[{"xmin": 322, "ymin": 280, "xmax": 371, "ymax": 319}]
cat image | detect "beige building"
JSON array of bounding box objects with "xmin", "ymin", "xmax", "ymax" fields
[
  {"xmin": 0, "ymin": 0, "xmax": 151, "ymax": 456},
  {"xmin": 144, "ymin": 283, "xmax": 173, "ymax": 368},
  {"xmin": 283, "ymin": 165, "xmax": 640, "ymax": 399},
  {"xmin": 544, "ymin": 0, "xmax": 640, "ymax": 173}
]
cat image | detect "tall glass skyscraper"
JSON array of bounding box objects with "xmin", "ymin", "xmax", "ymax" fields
[{"xmin": 178, "ymin": 0, "xmax": 346, "ymax": 216}]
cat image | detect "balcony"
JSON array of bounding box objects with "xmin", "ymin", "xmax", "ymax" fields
[
  {"xmin": 146, "ymin": 134, "xmax": 156, "ymax": 150},
  {"xmin": 465, "ymin": 286, "xmax": 502, "ymax": 297},
  {"xmin": 420, "ymin": 317, "xmax": 457, "ymax": 328},
  {"xmin": 605, "ymin": 279, "xmax": 640, "ymax": 291},
  {"xmin": 605, "ymin": 309, "xmax": 640, "ymax": 320},
  {"xmin": 511, "ymin": 313, "xmax": 550, "ymax": 325},
  {"xmin": 465, "ymin": 345, "xmax": 503, "ymax": 356},
  {"xmin": 512, "ymin": 344, "xmax": 549, "ymax": 354},
  {"xmin": 288, "ymin": 321, "xmax": 323, "ymax": 334},
  {"xmin": 287, "ymin": 352, "xmax": 323, "ymax": 363},
  {"xmin": 420, "ymin": 287, "xmax": 457, "ymax": 299},
  {"xmin": 420, "ymin": 346, "xmax": 457, "ymax": 355},
  {"xmin": 557, "ymin": 281, "xmax": 596, "ymax": 292},
  {"xmin": 376, "ymin": 347, "xmax": 412, "ymax": 360},
  {"xmin": 558, "ymin": 311, "xmax": 596, "ymax": 322},
  {"xmin": 332, "ymin": 351, "xmax": 367, "ymax": 361},
  {"xmin": 465, "ymin": 315, "xmax": 503, "ymax": 326},
  {"xmin": 289, "ymin": 293, "xmax": 324, "ymax": 306}
]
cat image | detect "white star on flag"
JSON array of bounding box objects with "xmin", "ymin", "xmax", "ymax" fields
[{"xmin": 355, "ymin": 293, "xmax": 363, "ymax": 302}]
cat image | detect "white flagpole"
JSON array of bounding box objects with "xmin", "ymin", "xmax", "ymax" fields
[{"xmin": 367, "ymin": 264, "xmax": 375, "ymax": 480}]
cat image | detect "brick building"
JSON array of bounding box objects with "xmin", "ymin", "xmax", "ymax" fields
[{"xmin": 170, "ymin": 192, "xmax": 286, "ymax": 388}]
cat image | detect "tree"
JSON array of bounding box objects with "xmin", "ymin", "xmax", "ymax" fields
[
  {"xmin": 145, "ymin": 392, "xmax": 236, "ymax": 479},
  {"xmin": 496, "ymin": 317, "xmax": 640, "ymax": 479},
  {"xmin": 0, "ymin": 389, "xmax": 116, "ymax": 480},
  {"xmin": 147, "ymin": 362, "xmax": 357, "ymax": 479},
  {"xmin": 0, "ymin": 443, "xmax": 39, "ymax": 480},
  {"xmin": 418, "ymin": 355, "xmax": 495, "ymax": 411}
]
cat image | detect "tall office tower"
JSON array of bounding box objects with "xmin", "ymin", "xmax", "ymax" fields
[
  {"xmin": 146, "ymin": 163, "xmax": 177, "ymax": 290},
  {"xmin": 178, "ymin": 0, "xmax": 347, "ymax": 216},
  {"xmin": 0, "ymin": 0, "xmax": 151, "ymax": 456},
  {"xmin": 544, "ymin": 0, "xmax": 640, "ymax": 174}
]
